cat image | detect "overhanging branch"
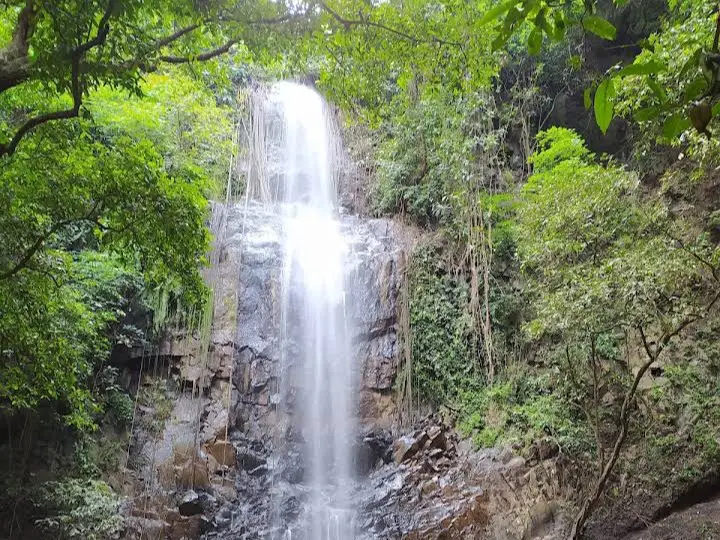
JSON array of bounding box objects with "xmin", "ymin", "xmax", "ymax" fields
[
  {"xmin": 0, "ymin": 0, "xmax": 116, "ymax": 159},
  {"xmin": 319, "ymin": 1, "xmax": 461, "ymax": 46},
  {"xmin": 159, "ymin": 39, "xmax": 238, "ymax": 64},
  {"xmin": 0, "ymin": 200, "xmax": 103, "ymax": 281},
  {"xmin": 0, "ymin": 0, "xmax": 36, "ymax": 93}
]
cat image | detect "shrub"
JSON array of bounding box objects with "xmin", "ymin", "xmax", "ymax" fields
[{"xmin": 34, "ymin": 479, "xmax": 123, "ymax": 540}]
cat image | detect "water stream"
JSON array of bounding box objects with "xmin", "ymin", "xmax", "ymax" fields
[{"xmin": 248, "ymin": 82, "xmax": 356, "ymax": 539}]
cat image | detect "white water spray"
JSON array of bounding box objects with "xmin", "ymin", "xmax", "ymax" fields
[{"xmin": 247, "ymin": 82, "xmax": 355, "ymax": 539}]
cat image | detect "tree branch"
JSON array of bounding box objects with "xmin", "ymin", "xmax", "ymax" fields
[
  {"xmin": 568, "ymin": 327, "xmax": 657, "ymax": 540},
  {"xmin": 568, "ymin": 294, "xmax": 720, "ymax": 540},
  {"xmin": 0, "ymin": 0, "xmax": 116, "ymax": 159},
  {"xmin": 155, "ymin": 23, "xmax": 201, "ymax": 48},
  {"xmin": 661, "ymin": 228, "xmax": 720, "ymax": 283},
  {"xmin": 319, "ymin": 1, "xmax": 460, "ymax": 46},
  {"xmin": 0, "ymin": 0, "xmax": 36, "ymax": 93},
  {"xmin": 0, "ymin": 202, "xmax": 103, "ymax": 281},
  {"xmin": 159, "ymin": 39, "xmax": 238, "ymax": 64},
  {"xmin": 152, "ymin": 12, "xmax": 297, "ymax": 55}
]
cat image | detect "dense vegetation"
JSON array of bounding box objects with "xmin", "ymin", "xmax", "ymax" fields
[{"xmin": 1, "ymin": 0, "xmax": 719, "ymax": 538}]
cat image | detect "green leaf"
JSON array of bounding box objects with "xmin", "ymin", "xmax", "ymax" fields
[
  {"xmin": 584, "ymin": 87, "xmax": 592, "ymax": 110},
  {"xmin": 616, "ymin": 60, "xmax": 666, "ymax": 78},
  {"xmin": 584, "ymin": 16, "xmax": 617, "ymax": 41},
  {"xmin": 638, "ymin": 38, "xmax": 655, "ymax": 52},
  {"xmin": 594, "ymin": 78, "xmax": 616, "ymax": 134},
  {"xmin": 551, "ymin": 11, "xmax": 566, "ymax": 41},
  {"xmin": 492, "ymin": 31, "xmax": 511, "ymax": 51},
  {"xmin": 534, "ymin": 6, "xmax": 549, "ymax": 31},
  {"xmin": 492, "ymin": 6, "xmax": 525, "ymax": 49},
  {"xmin": 503, "ymin": 5, "xmax": 526, "ymax": 29},
  {"xmin": 679, "ymin": 48, "xmax": 702, "ymax": 79},
  {"xmin": 528, "ymin": 28, "xmax": 543, "ymax": 55},
  {"xmin": 633, "ymin": 106, "xmax": 660, "ymax": 122},
  {"xmin": 683, "ymin": 76, "xmax": 708, "ymax": 102},
  {"xmin": 648, "ymin": 79, "xmax": 668, "ymax": 103},
  {"xmin": 479, "ymin": 0, "xmax": 521, "ymax": 26},
  {"xmin": 662, "ymin": 113, "xmax": 691, "ymax": 140}
]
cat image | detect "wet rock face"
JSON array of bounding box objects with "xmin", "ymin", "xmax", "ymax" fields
[
  {"xmin": 357, "ymin": 416, "xmax": 566, "ymax": 540},
  {"xmin": 219, "ymin": 204, "xmax": 408, "ymax": 445},
  {"xmin": 189, "ymin": 203, "xmax": 410, "ymax": 539}
]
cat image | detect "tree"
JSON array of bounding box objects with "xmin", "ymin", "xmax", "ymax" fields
[
  {"xmin": 517, "ymin": 128, "xmax": 720, "ymax": 539},
  {"xmin": 0, "ymin": 1, "xmax": 245, "ymax": 423},
  {"xmin": 0, "ymin": 0, "xmax": 308, "ymax": 158}
]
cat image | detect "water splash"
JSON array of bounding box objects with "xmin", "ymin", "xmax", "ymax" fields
[{"xmin": 247, "ymin": 82, "xmax": 355, "ymax": 539}]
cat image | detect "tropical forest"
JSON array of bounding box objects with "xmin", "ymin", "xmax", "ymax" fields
[{"xmin": 0, "ymin": 0, "xmax": 719, "ymax": 539}]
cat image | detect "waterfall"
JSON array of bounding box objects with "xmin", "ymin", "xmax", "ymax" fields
[{"xmin": 246, "ymin": 82, "xmax": 355, "ymax": 539}]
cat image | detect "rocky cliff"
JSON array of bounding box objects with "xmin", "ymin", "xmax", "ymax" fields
[{"xmin": 121, "ymin": 201, "xmax": 414, "ymax": 538}]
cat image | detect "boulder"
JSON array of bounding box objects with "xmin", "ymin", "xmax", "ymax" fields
[
  {"xmin": 237, "ymin": 448, "xmax": 266, "ymax": 471},
  {"xmin": 205, "ymin": 439, "xmax": 236, "ymax": 468},
  {"xmin": 176, "ymin": 460, "xmax": 211, "ymax": 489},
  {"xmin": 392, "ymin": 431, "xmax": 429, "ymax": 464},
  {"xmin": 179, "ymin": 491, "xmax": 203, "ymax": 517},
  {"xmin": 167, "ymin": 513, "xmax": 201, "ymax": 540},
  {"xmin": 426, "ymin": 425, "xmax": 447, "ymax": 451}
]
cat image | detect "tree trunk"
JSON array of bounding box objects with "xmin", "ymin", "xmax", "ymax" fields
[{"xmin": 567, "ymin": 336, "xmax": 658, "ymax": 540}]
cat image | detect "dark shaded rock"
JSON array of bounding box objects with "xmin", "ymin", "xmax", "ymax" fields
[
  {"xmin": 392, "ymin": 435, "xmax": 417, "ymax": 464},
  {"xmin": 528, "ymin": 438, "xmax": 559, "ymax": 464},
  {"xmin": 426, "ymin": 425, "xmax": 447, "ymax": 452},
  {"xmin": 237, "ymin": 448, "xmax": 266, "ymax": 471},
  {"xmin": 179, "ymin": 490, "xmax": 216, "ymax": 518},
  {"xmin": 250, "ymin": 358, "xmax": 270, "ymax": 390},
  {"xmin": 392, "ymin": 431, "xmax": 428, "ymax": 464},
  {"xmin": 179, "ymin": 490, "xmax": 203, "ymax": 517},
  {"xmin": 212, "ymin": 505, "xmax": 234, "ymax": 531},
  {"xmin": 280, "ymin": 451, "xmax": 305, "ymax": 484},
  {"xmin": 281, "ymin": 495, "xmax": 301, "ymax": 522},
  {"xmin": 355, "ymin": 430, "xmax": 393, "ymax": 476},
  {"xmin": 200, "ymin": 515, "xmax": 214, "ymax": 534}
]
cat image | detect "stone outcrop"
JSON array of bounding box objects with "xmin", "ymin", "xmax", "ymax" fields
[
  {"xmin": 357, "ymin": 415, "xmax": 566, "ymax": 540},
  {"xmin": 121, "ymin": 202, "xmax": 413, "ymax": 540}
]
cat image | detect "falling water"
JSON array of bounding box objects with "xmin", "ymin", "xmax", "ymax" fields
[{"xmin": 246, "ymin": 82, "xmax": 355, "ymax": 539}]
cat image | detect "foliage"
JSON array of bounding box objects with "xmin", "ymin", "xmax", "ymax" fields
[
  {"xmin": 530, "ymin": 126, "xmax": 592, "ymax": 172},
  {"xmin": 407, "ymin": 217, "xmax": 526, "ymax": 405},
  {"xmin": 408, "ymin": 242, "xmax": 479, "ymax": 403},
  {"xmin": 0, "ymin": 252, "xmax": 145, "ymax": 428},
  {"xmin": 517, "ymin": 128, "xmax": 716, "ymax": 339},
  {"xmin": 595, "ymin": 0, "xmax": 720, "ymax": 139},
  {"xmin": 0, "ymin": 34, "xmax": 234, "ymax": 425},
  {"xmin": 88, "ymin": 72, "xmax": 233, "ymax": 197},
  {"xmin": 372, "ymin": 91, "xmax": 493, "ymax": 225},
  {"xmin": 97, "ymin": 367, "xmax": 134, "ymax": 429},
  {"xmin": 138, "ymin": 377, "xmax": 175, "ymax": 438},
  {"xmin": 516, "ymin": 127, "xmax": 720, "ymax": 537},
  {"xmin": 311, "ymin": 0, "xmax": 499, "ymax": 124},
  {"xmin": 1, "ymin": 119, "xmax": 211, "ymax": 294},
  {"xmin": 0, "ymin": 0, "xmax": 304, "ymax": 156},
  {"xmin": 647, "ymin": 322, "xmax": 720, "ymax": 468},
  {"xmin": 34, "ymin": 479, "xmax": 123, "ymax": 540},
  {"xmin": 457, "ymin": 368, "xmax": 593, "ymax": 454}
]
